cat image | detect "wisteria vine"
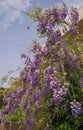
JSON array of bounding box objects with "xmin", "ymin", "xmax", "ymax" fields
[{"xmin": 0, "ymin": 4, "xmax": 83, "ymax": 130}]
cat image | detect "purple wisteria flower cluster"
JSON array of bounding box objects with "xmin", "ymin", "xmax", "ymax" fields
[
  {"xmin": 70, "ymin": 100, "xmax": 82, "ymax": 118},
  {"xmin": 0, "ymin": 109, "xmax": 5, "ymax": 123},
  {"xmin": 0, "ymin": 4, "xmax": 83, "ymax": 130},
  {"xmin": 69, "ymin": 7, "xmax": 79, "ymax": 33}
]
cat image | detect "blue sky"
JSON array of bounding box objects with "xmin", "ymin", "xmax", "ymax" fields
[{"xmin": 0, "ymin": 0, "xmax": 83, "ymax": 87}]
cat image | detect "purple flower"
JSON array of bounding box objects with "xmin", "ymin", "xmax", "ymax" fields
[
  {"xmin": 46, "ymin": 66, "xmax": 54, "ymax": 75},
  {"xmin": 70, "ymin": 7, "xmax": 79, "ymax": 22},
  {"xmin": 70, "ymin": 100, "xmax": 82, "ymax": 118},
  {"xmin": 26, "ymin": 107, "xmax": 30, "ymax": 117},
  {"xmin": 3, "ymin": 97, "xmax": 6, "ymax": 104},
  {"xmin": 42, "ymin": 48, "xmax": 49, "ymax": 56},
  {"xmin": 50, "ymin": 30, "xmax": 61, "ymax": 43},
  {"xmin": 13, "ymin": 103, "xmax": 19, "ymax": 109},
  {"xmin": 46, "ymin": 26, "xmax": 53, "ymax": 34},
  {"xmin": 54, "ymin": 53, "xmax": 61, "ymax": 61},
  {"xmin": 26, "ymin": 117, "xmax": 31, "ymax": 125},
  {"xmin": 70, "ymin": 7, "xmax": 79, "ymax": 33},
  {"xmin": 34, "ymin": 91, "xmax": 42, "ymax": 101},
  {"xmin": 33, "ymin": 55, "xmax": 41, "ymax": 69},
  {"xmin": 46, "ymin": 42, "xmax": 52, "ymax": 48},
  {"xmin": 72, "ymin": 55, "xmax": 79, "ymax": 68},
  {"xmin": 6, "ymin": 92, "xmax": 15, "ymax": 98},
  {"xmin": 20, "ymin": 53, "xmax": 27, "ymax": 58},
  {"xmin": 60, "ymin": 8, "xmax": 67, "ymax": 19},
  {"xmin": 16, "ymin": 87, "xmax": 25, "ymax": 98},
  {"xmin": 20, "ymin": 70, "xmax": 28, "ymax": 81},
  {"xmin": 50, "ymin": 80, "xmax": 59, "ymax": 90},
  {"xmin": 45, "ymin": 75, "xmax": 51, "ymax": 84},
  {"xmin": 32, "ymin": 40, "xmax": 41, "ymax": 54},
  {"xmin": 6, "ymin": 99, "xmax": 13, "ymax": 113},
  {"xmin": 37, "ymin": 17, "xmax": 47, "ymax": 33},
  {"xmin": 56, "ymin": 30, "xmax": 61, "ymax": 41},
  {"xmin": 44, "ymin": 85, "xmax": 50, "ymax": 95},
  {"xmin": 0, "ymin": 110, "xmax": 5, "ymax": 123},
  {"xmin": 58, "ymin": 65, "xmax": 63, "ymax": 72},
  {"xmin": 32, "ymin": 79, "xmax": 39, "ymax": 87},
  {"xmin": 23, "ymin": 101, "xmax": 27, "ymax": 109},
  {"xmin": 1, "ymin": 5, "xmax": 82, "ymax": 129},
  {"xmin": 53, "ymin": 87, "xmax": 68, "ymax": 103},
  {"xmin": 49, "ymin": 6, "xmax": 59, "ymax": 19},
  {"xmin": 31, "ymin": 72, "xmax": 39, "ymax": 87}
]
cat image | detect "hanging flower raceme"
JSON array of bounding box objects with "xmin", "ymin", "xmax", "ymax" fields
[
  {"xmin": 53, "ymin": 87, "xmax": 68, "ymax": 103},
  {"xmin": 70, "ymin": 100, "xmax": 83, "ymax": 118},
  {"xmin": 0, "ymin": 109, "xmax": 5, "ymax": 123},
  {"xmin": 60, "ymin": 7, "xmax": 67, "ymax": 20},
  {"xmin": 69, "ymin": 7, "xmax": 79, "ymax": 33}
]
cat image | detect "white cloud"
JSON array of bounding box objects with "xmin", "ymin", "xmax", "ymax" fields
[
  {"xmin": 0, "ymin": 0, "xmax": 83, "ymax": 29},
  {"xmin": 63, "ymin": 0, "xmax": 83, "ymax": 8},
  {"xmin": 56, "ymin": 0, "xmax": 83, "ymax": 9},
  {"xmin": 0, "ymin": 0, "xmax": 31, "ymax": 29}
]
